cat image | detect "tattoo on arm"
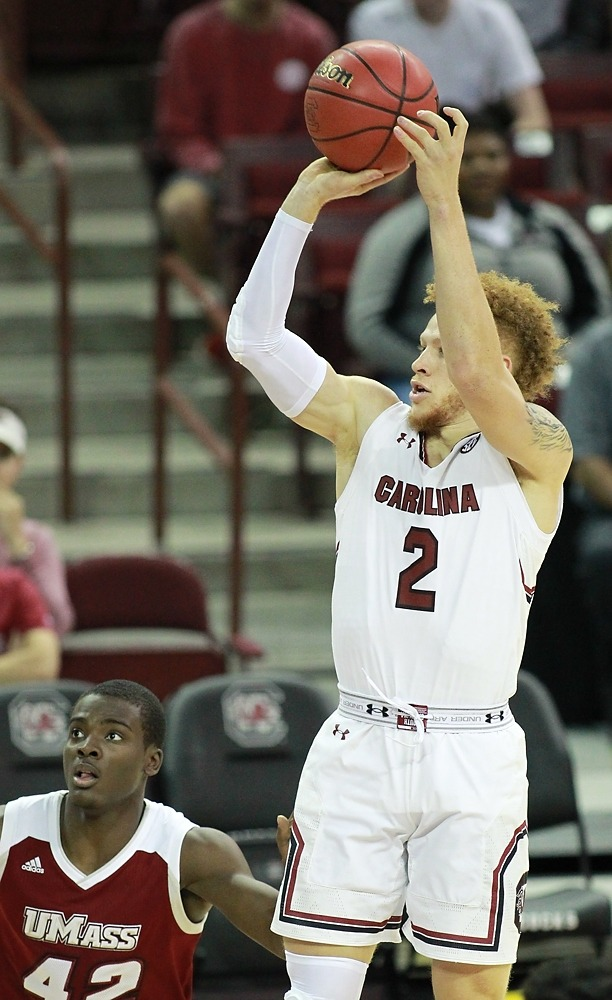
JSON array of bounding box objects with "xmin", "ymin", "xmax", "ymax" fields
[{"xmin": 525, "ymin": 403, "xmax": 572, "ymax": 453}]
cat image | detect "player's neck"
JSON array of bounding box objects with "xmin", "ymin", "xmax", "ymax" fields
[
  {"xmin": 419, "ymin": 419, "xmax": 479, "ymax": 466},
  {"xmin": 60, "ymin": 794, "xmax": 147, "ymax": 875}
]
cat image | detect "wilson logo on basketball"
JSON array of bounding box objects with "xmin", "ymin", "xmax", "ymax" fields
[{"xmin": 313, "ymin": 57, "xmax": 353, "ymax": 90}]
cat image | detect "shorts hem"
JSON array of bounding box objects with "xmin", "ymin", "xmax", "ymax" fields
[
  {"xmin": 272, "ymin": 917, "xmax": 402, "ymax": 948},
  {"xmin": 404, "ymin": 927, "xmax": 518, "ymax": 966}
]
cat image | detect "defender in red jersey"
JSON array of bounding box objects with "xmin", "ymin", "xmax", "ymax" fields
[{"xmin": 0, "ymin": 679, "xmax": 285, "ymax": 998}]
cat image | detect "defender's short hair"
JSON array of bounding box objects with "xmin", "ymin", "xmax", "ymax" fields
[{"xmin": 77, "ymin": 679, "xmax": 166, "ymax": 748}]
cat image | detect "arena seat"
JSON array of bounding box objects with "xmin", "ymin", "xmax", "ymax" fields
[
  {"xmin": 61, "ymin": 554, "xmax": 227, "ymax": 702},
  {"xmin": 511, "ymin": 671, "xmax": 611, "ymax": 963},
  {"xmin": 160, "ymin": 672, "xmax": 333, "ymax": 981},
  {"xmin": 0, "ymin": 680, "xmax": 93, "ymax": 802}
]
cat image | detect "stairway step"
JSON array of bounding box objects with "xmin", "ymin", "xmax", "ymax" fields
[
  {"xmin": 19, "ymin": 428, "xmax": 335, "ymax": 519},
  {"xmin": 0, "ymin": 276, "xmax": 209, "ymax": 354},
  {"xmin": 0, "ymin": 276, "xmax": 196, "ymax": 317},
  {"xmin": 0, "ymin": 144, "xmax": 153, "ymax": 218},
  {"xmin": 0, "ymin": 353, "xmax": 284, "ymax": 437},
  {"xmin": 208, "ymin": 588, "xmax": 334, "ymax": 678},
  {"xmin": 0, "ymin": 210, "xmax": 156, "ymax": 280},
  {"xmin": 26, "ymin": 65, "xmax": 153, "ymax": 144},
  {"xmin": 51, "ymin": 511, "xmax": 336, "ymax": 596},
  {"xmin": 68, "ymin": 144, "xmax": 154, "ymax": 211},
  {"xmin": 0, "ymin": 353, "xmax": 153, "ymax": 401}
]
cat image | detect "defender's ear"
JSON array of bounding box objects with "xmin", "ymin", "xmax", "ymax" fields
[{"xmin": 145, "ymin": 748, "xmax": 163, "ymax": 777}]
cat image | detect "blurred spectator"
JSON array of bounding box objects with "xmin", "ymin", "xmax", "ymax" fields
[
  {"xmin": 522, "ymin": 954, "xmax": 612, "ymax": 998},
  {"xmin": 152, "ymin": 0, "xmax": 336, "ymax": 275},
  {"xmin": 507, "ymin": 0, "xmax": 611, "ymax": 50},
  {"xmin": 345, "ymin": 108, "xmax": 612, "ymax": 398},
  {"xmin": 0, "ymin": 404, "xmax": 74, "ymax": 636},
  {"xmin": 564, "ymin": 0, "xmax": 612, "ymax": 49},
  {"xmin": 504, "ymin": 0, "xmax": 571, "ymax": 50},
  {"xmin": 288, "ymin": 0, "xmax": 355, "ymax": 36},
  {"xmin": 0, "ymin": 566, "xmax": 59, "ymax": 683},
  {"xmin": 346, "ymin": 0, "xmax": 553, "ymax": 156},
  {"xmin": 560, "ymin": 316, "xmax": 612, "ymax": 732}
]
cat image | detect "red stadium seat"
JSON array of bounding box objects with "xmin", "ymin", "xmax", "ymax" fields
[
  {"xmin": 61, "ymin": 554, "xmax": 227, "ymax": 702},
  {"xmin": 540, "ymin": 52, "xmax": 612, "ymax": 131}
]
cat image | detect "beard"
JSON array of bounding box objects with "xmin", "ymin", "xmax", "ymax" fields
[{"xmin": 408, "ymin": 387, "xmax": 466, "ymax": 434}]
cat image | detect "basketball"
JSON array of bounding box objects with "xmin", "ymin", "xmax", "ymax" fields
[{"xmin": 304, "ymin": 39, "xmax": 439, "ymax": 173}]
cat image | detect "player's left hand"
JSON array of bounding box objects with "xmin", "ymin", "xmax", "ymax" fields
[{"xmin": 393, "ymin": 106, "xmax": 468, "ymax": 206}]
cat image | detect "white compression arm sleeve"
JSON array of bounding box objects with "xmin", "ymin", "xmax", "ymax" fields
[{"xmin": 226, "ymin": 209, "xmax": 328, "ymax": 418}]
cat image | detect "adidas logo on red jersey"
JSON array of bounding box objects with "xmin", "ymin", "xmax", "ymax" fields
[{"xmin": 22, "ymin": 856, "xmax": 44, "ymax": 874}]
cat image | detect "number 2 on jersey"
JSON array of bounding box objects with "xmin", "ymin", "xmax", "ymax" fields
[{"xmin": 396, "ymin": 526, "xmax": 438, "ymax": 612}]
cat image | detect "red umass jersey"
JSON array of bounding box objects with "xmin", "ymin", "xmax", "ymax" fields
[
  {"xmin": 0, "ymin": 792, "xmax": 204, "ymax": 999},
  {"xmin": 154, "ymin": 0, "xmax": 337, "ymax": 173}
]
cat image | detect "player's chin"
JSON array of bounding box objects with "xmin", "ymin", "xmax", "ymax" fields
[{"xmin": 408, "ymin": 404, "xmax": 437, "ymax": 433}]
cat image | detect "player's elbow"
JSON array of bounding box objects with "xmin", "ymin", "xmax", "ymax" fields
[
  {"xmin": 225, "ymin": 303, "xmax": 241, "ymax": 361},
  {"xmin": 226, "ymin": 291, "xmax": 254, "ymax": 363},
  {"xmin": 226, "ymin": 289, "xmax": 281, "ymax": 364}
]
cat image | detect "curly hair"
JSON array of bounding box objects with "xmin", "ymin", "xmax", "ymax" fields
[{"xmin": 424, "ymin": 271, "xmax": 565, "ymax": 401}]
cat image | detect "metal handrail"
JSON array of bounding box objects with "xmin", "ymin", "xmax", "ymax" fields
[
  {"xmin": 154, "ymin": 250, "xmax": 250, "ymax": 648},
  {"xmin": 0, "ymin": 70, "xmax": 74, "ymax": 520},
  {"xmin": 0, "ymin": 0, "xmax": 26, "ymax": 166}
]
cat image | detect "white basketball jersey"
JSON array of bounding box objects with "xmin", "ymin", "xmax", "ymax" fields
[{"xmin": 332, "ymin": 402, "xmax": 559, "ymax": 707}]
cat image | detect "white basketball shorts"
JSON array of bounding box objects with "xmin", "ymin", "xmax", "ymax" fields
[{"xmin": 272, "ymin": 706, "xmax": 529, "ymax": 965}]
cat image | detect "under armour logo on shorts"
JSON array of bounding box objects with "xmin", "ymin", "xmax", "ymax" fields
[
  {"xmin": 332, "ymin": 724, "xmax": 349, "ymax": 740},
  {"xmin": 366, "ymin": 704, "xmax": 390, "ymax": 717}
]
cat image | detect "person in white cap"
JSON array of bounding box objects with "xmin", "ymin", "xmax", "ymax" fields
[{"xmin": 0, "ymin": 403, "xmax": 74, "ymax": 635}]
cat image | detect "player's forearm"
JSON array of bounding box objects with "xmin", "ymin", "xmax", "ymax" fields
[
  {"xmin": 241, "ymin": 886, "xmax": 285, "ymax": 959},
  {"xmin": 226, "ymin": 211, "xmax": 327, "ymax": 417},
  {"xmin": 226, "ymin": 210, "xmax": 311, "ymax": 364},
  {"xmin": 255, "ymin": 914, "xmax": 286, "ymax": 960},
  {"xmin": 0, "ymin": 630, "xmax": 60, "ymax": 683},
  {"xmin": 427, "ymin": 196, "xmax": 503, "ymax": 379}
]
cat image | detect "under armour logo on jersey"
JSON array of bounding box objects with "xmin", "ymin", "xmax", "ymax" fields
[
  {"xmin": 366, "ymin": 704, "xmax": 390, "ymax": 717},
  {"xmin": 485, "ymin": 711, "xmax": 505, "ymax": 724},
  {"xmin": 397, "ymin": 433, "xmax": 416, "ymax": 448},
  {"xmin": 22, "ymin": 856, "xmax": 44, "ymax": 874},
  {"xmin": 332, "ymin": 724, "xmax": 349, "ymax": 739}
]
